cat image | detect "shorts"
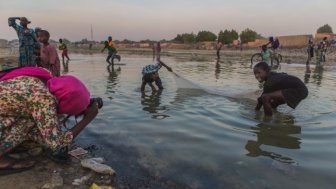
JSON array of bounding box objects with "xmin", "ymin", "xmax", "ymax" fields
[
  {"xmin": 142, "ymin": 73, "xmax": 163, "ymax": 89},
  {"xmin": 282, "ymin": 86, "xmax": 308, "ymax": 109}
]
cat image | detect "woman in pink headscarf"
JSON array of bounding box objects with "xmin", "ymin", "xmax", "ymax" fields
[{"xmin": 0, "ymin": 67, "xmax": 99, "ymax": 174}]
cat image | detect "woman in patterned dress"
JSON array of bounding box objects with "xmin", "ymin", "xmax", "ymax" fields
[
  {"xmin": 0, "ymin": 67, "xmax": 99, "ymax": 174},
  {"xmin": 8, "ymin": 17, "xmax": 40, "ymax": 67}
]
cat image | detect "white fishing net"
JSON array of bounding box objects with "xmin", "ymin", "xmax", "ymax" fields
[{"xmin": 172, "ymin": 72, "xmax": 259, "ymax": 100}]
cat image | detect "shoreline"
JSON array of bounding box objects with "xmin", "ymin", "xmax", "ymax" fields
[{"xmin": 1, "ymin": 47, "xmax": 336, "ymax": 66}]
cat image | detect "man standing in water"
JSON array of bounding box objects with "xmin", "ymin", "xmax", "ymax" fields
[
  {"xmin": 8, "ymin": 17, "xmax": 40, "ymax": 67},
  {"xmin": 155, "ymin": 42, "xmax": 161, "ymax": 61},
  {"xmin": 215, "ymin": 39, "xmax": 223, "ymax": 60},
  {"xmin": 306, "ymin": 38, "xmax": 314, "ymax": 65}
]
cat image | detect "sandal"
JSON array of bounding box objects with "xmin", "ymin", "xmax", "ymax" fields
[{"xmin": 0, "ymin": 158, "xmax": 35, "ymax": 176}]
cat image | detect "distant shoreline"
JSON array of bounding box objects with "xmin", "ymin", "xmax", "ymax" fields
[{"xmin": 1, "ymin": 47, "xmax": 335, "ymax": 66}]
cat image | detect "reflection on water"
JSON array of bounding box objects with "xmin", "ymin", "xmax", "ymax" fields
[
  {"xmin": 304, "ymin": 64, "xmax": 324, "ymax": 85},
  {"xmin": 62, "ymin": 60, "xmax": 69, "ymax": 74},
  {"xmin": 67, "ymin": 54, "xmax": 336, "ymax": 189},
  {"xmin": 141, "ymin": 90, "xmax": 170, "ymax": 119},
  {"xmin": 215, "ymin": 59, "xmax": 220, "ymax": 80},
  {"xmin": 245, "ymin": 121, "xmax": 301, "ymax": 164},
  {"xmin": 313, "ymin": 65, "xmax": 324, "ymax": 86},
  {"xmin": 106, "ymin": 65, "xmax": 120, "ymax": 98}
]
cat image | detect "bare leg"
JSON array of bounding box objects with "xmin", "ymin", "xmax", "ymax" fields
[{"xmin": 261, "ymin": 91, "xmax": 286, "ymax": 116}]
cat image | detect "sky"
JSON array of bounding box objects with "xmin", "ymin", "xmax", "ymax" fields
[{"xmin": 0, "ymin": 0, "xmax": 335, "ymax": 42}]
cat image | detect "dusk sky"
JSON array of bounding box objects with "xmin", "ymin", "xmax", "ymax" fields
[{"xmin": 1, "ymin": 0, "xmax": 335, "ymax": 41}]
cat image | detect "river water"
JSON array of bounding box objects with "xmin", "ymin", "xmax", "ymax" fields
[{"xmin": 66, "ymin": 53, "xmax": 336, "ymax": 189}]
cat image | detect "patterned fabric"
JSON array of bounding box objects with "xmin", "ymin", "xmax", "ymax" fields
[
  {"xmin": 142, "ymin": 62, "xmax": 162, "ymax": 74},
  {"xmin": 0, "ymin": 76, "xmax": 73, "ymax": 155},
  {"xmin": 8, "ymin": 17, "xmax": 39, "ymax": 67},
  {"xmin": 40, "ymin": 43, "xmax": 61, "ymax": 76}
]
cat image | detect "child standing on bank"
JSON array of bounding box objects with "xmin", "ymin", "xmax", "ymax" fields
[
  {"xmin": 39, "ymin": 30, "xmax": 61, "ymax": 76},
  {"xmin": 141, "ymin": 60, "xmax": 172, "ymax": 92},
  {"xmin": 253, "ymin": 62, "xmax": 308, "ymax": 116}
]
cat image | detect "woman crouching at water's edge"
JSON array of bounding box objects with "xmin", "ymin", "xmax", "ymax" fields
[{"xmin": 0, "ymin": 67, "xmax": 99, "ymax": 174}]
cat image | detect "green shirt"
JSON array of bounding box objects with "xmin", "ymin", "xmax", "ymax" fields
[{"xmin": 261, "ymin": 49, "xmax": 272, "ymax": 66}]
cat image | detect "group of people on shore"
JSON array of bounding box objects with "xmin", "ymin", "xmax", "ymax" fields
[
  {"xmin": 7, "ymin": 17, "xmax": 70, "ymax": 76},
  {"xmin": 0, "ymin": 17, "xmax": 98, "ymax": 175}
]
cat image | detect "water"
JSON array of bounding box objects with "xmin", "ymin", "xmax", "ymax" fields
[{"xmin": 66, "ymin": 53, "xmax": 336, "ymax": 189}]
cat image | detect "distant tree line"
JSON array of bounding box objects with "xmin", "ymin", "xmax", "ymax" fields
[
  {"xmin": 54, "ymin": 24, "xmax": 333, "ymax": 45},
  {"xmin": 172, "ymin": 28, "xmax": 262, "ymax": 45}
]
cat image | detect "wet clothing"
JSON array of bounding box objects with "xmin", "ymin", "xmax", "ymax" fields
[
  {"xmin": 8, "ymin": 17, "xmax": 39, "ymax": 67},
  {"xmin": 261, "ymin": 49, "xmax": 273, "ymax": 66},
  {"xmin": 40, "ymin": 43, "xmax": 61, "ymax": 76},
  {"xmin": 142, "ymin": 74, "xmax": 163, "ymax": 89},
  {"xmin": 104, "ymin": 41, "xmax": 117, "ymax": 63},
  {"xmin": 142, "ymin": 62, "xmax": 163, "ymax": 89},
  {"xmin": 0, "ymin": 76, "xmax": 73, "ymax": 156},
  {"xmin": 142, "ymin": 62, "xmax": 162, "ymax": 75},
  {"xmin": 262, "ymin": 72, "xmax": 308, "ymax": 109}
]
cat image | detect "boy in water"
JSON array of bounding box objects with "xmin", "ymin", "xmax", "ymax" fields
[
  {"xmin": 58, "ymin": 38, "xmax": 70, "ymax": 64},
  {"xmin": 141, "ymin": 60, "xmax": 172, "ymax": 92},
  {"xmin": 253, "ymin": 62, "xmax": 308, "ymax": 116},
  {"xmin": 101, "ymin": 37, "xmax": 120, "ymax": 64},
  {"xmin": 38, "ymin": 30, "xmax": 61, "ymax": 76},
  {"xmin": 8, "ymin": 17, "xmax": 40, "ymax": 67},
  {"xmin": 215, "ymin": 39, "xmax": 223, "ymax": 60}
]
